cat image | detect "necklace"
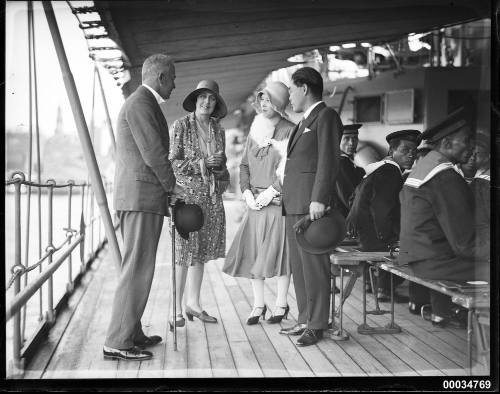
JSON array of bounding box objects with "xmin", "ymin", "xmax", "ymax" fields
[{"xmin": 196, "ymin": 118, "xmax": 212, "ymax": 144}]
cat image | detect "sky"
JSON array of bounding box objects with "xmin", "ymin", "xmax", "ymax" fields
[{"xmin": 5, "ymin": 1, "xmax": 125, "ymax": 153}]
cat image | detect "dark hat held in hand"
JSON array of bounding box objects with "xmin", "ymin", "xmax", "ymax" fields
[
  {"xmin": 294, "ymin": 209, "xmax": 346, "ymax": 255},
  {"xmin": 173, "ymin": 200, "xmax": 204, "ymax": 240}
]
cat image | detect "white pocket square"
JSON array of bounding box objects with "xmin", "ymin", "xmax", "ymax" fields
[{"xmin": 303, "ymin": 127, "xmax": 312, "ymax": 134}]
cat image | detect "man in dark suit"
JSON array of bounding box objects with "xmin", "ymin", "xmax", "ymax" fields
[
  {"xmin": 280, "ymin": 67, "xmax": 342, "ymax": 346},
  {"xmin": 103, "ymin": 54, "xmax": 184, "ymax": 361},
  {"xmin": 334, "ymin": 124, "xmax": 365, "ymax": 218},
  {"xmin": 346, "ymin": 130, "xmax": 420, "ymax": 301}
]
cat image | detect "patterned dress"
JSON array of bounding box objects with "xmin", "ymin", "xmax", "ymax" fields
[{"xmin": 169, "ymin": 112, "xmax": 229, "ymax": 267}]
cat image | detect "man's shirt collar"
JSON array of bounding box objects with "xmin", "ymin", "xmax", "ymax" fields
[{"xmin": 142, "ymin": 83, "xmax": 165, "ymax": 105}]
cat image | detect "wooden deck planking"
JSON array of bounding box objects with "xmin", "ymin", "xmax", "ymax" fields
[
  {"xmin": 345, "ymin": 282, "xmax": 486, "ymax": 374},
  {"xmin": 234, "ymin": 274, "xmax": 316, "ymax": 377},
  {"xmin": 22, "ymin": 261, "xmax": 98, "ymax": 379},
  {"xmin": 205, "ymin": 262, "xmax": 264, "ymax": 377},
  {"xmin": 21, "ymin": 216, "xmax": 487, "ymax": 379},
  {"xmin": 43, "ymin": 256, "xmax": 118, "ymax": 379},
  {"xmin": 137, "ymin": 262, "xmax": 170, "ymax": 378},
  {"xmin": 138, "ymin": 227, "xmax": 176, "ymax": 378},
  {"xmin": 259, "ymin": 270, "xmax": 393, "ymax": 377},
  {"xmin": 341, "ymin": 300, "xmax": 461, "ymax": 375},
  {"xmin": 257, "ymin": 274, "xmax": 348, "ymax": 376},
  {"xmin": 215, "ymin": 264, "xmax": 289, "ymax": 377},
  {"xmin": 201, "ymin": 263, "xmax": 238, "ymax": 377}
]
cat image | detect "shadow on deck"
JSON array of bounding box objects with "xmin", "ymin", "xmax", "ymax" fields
[{"xmin": 20, "ymin": 200, "xmax": 489, "ymax": 379}]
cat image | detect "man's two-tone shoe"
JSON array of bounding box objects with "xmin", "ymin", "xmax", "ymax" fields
[
  {"xmin": 134, "ymin": 335, "xmax": 162, "ymax": 348},
  {"xmin": 279, "ymin": 323, "xmax": 306, "ymax": 336},
  {"xmin": 103, "ymin": 345, "xmax": 153, "ymax": 361},
  {"xmin": 296, "ymin": 328, "xmax": 323, "ymax": 347}
]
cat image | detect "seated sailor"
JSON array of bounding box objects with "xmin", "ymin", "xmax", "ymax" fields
[
  {"xmin": 399, "ymin": 107, "xmax": 490, "ymax": 327},
  {"xmin": 346, "ymin": 129, "xmax": 420, "ymax": 301}
]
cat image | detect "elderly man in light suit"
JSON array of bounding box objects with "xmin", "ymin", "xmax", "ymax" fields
[
  {"xmin": 280, "ymin": 67, "xmax": 342, "ymax": 346},
  {"xmin": 103, "ymin": 54, "xmax": 183, "ymax": 361}
]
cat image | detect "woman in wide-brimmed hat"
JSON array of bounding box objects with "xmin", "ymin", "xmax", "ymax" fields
[
  {"xmin": 223, "ymin": 81, "xmax": 295, "ymax": 325},
  {"xmin": 168, "ymin": 80, "xmax": 229, "ymax": 329}
]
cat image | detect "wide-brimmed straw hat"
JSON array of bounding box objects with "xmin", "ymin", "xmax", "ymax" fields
[
  {"xmin": 294, "ymin": 210, "xmax": 346, "ymax": 255},
  {"xmin": 183, "ymin": 80, "xmax": 228, "ymax": 119},
  {"xmin": 255, "ymin": 81, "xmax": 289, "ymax": 118},
  {"xmin": 173, "ymin": 200, "xmax": 204, "ymax": 240}
]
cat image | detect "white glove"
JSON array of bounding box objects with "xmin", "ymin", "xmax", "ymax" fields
[
  {"xmin": 242, "ymin": 189, "xmax": 261, "ymax": 210},
  {"xmin": 255, "ymin": 186, "xmax": 279, "ymax": 208}
]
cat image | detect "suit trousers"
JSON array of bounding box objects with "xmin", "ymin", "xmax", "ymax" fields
[
  {"xmin": 286, "ymin": 214, "xmax": 330, "ymax": 330},
  {"xmin": 104, "ymin": 211, "xmax": 164, "ymax": 349}
]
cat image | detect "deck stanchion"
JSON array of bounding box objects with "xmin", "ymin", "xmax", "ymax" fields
[
  {"xmin": 80, "ymin": 184, "xmax": 86, "ymax": 273},
  {"xmin": 66, "ymin": 180, "xmax": 74, "ymax": 292},
  {"xmin": 90, "ymin": 185, "xmax": 95, "ymax": 260},
  {"xmin": 42, "ymin": 0, "xmax": 122, "ymax": 272},
  {"xmin": 46, "ymin": 179, "xmax": 56, "ymax": 323},
  {"xmin": 11, "ymin": 173, "xmax": 25, "ymax": 374}
]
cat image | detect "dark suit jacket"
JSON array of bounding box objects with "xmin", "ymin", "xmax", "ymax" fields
[
  {"xmin": 334, "ymin": 154, "xmax": 365, "ymax": 217},
  {"xmin": 346, "ymin": 163, "xmax": 402, "ymax": 250},
  {"xmin": 282, "ymin": 102, "xmax": 342, "ymax": 215},
  {"xmin": 113, "ymin": 85, "xmax": 176, "ymax": 216}
]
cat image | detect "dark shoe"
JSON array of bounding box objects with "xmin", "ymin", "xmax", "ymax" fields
[
  {"xmin": 431, "ymin": 314, "xmax": 467, "ymax": 329},
  {"xmin": 134, "ymin": 335, "xmax": 162, "ymax": 348},
  {"xmin": 296, "ymin": 328, "xmax": 323, "ymax": 347},
  {"xmin": 185, "ymin": 306, "xmax": 218, "ymax": 323},
  {"xmin": 408, "ymin": 302, "xmax": 423, "ymax": 315},
  {"xmin": 279, "ymin": 323, "xmax": 306, "ymax": 336},
  {"xmin": 246, "ymin": 305, "xmax": 267, "ymax": 325},
  {"xmin": 103, "ymin": 345, "xmax": 153, "ymax": 361},
  {"xmin": 267, "ymin": 305, "xmax": 289, "ymax": 324},
  {"xmin": 169, "ymin": 315, "xmax": 186, "ymax": 332}
]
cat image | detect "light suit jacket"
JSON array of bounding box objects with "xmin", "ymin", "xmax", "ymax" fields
[{"xmin": 113, "ymin": 85, "xmax": 176, "ymax": 216}]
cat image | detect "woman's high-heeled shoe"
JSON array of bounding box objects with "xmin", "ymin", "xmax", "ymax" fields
[
  {"xmin": 267, "ymin": 305, "xmax": 289, "ymax": 324},
  {"xmin": 246, "ymin": 305, "xmax": 267, "ymax": 325},
  {"xmin": 169, "ymin": 314, "xmax": 186, "ymax": 331},
  {"xmin": 185, "ymin": 306, "xmax": 218, "ymax": 323}
]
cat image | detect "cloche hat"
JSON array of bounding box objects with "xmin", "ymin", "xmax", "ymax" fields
[
  {"xmin": 183, "ymin": 80, "xmax": 228, "ymax": 119},
  {"xmin": 255, "ymin": 81, "xmax": 290, "ymax": 118}
]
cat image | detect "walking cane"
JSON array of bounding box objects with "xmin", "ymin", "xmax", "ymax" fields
[{"xmin": 169, "ymin": 200, "xmax": 177, "ymax": 351}]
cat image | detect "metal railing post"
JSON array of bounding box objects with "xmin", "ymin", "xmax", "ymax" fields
[
  {"xmin": 66, "ymin": 180, "xmax": 74, "ymax": 292},
  {"xmin": 80, "ymin": 184, "xmax": 86, "ymax": 273},
  {"xmin": 46, "ymin": 179, "xmax": 56, "ymax": 323},
  {"xmin": 90, "ymin": 185, "xmax": 95, "ymax": 260},
  {"xmin": 12, "ymin": 173, "xmax": 25, "ymax": 374}
]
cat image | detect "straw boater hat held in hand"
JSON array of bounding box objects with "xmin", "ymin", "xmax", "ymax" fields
[
  {"xmin": 254, "ymin": 81, "xmax": 290, "ymax": 118},
  {"xmin": 183, "ymin": 79, "xmax": 228, "ymax": 119}
]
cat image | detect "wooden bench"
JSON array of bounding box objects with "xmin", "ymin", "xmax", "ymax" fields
[{"xmin": 329, "ymin": 248, "xmax": 490, "ymax": 375}]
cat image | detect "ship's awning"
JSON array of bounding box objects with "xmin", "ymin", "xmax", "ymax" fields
[{"xmin": 95, "ymin": 0, "xmax": 490, "ymax": 124}]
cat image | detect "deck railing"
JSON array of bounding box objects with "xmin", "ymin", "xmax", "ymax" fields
[{"xmin": 5, "ymin": 170, "xmax": 116, "ymax": 376}]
